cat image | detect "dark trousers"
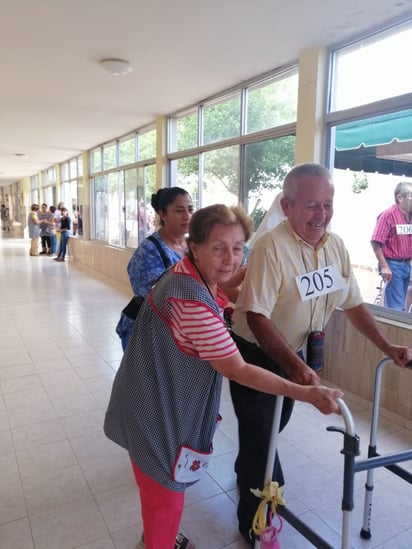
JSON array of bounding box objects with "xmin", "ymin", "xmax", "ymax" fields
[{"xmin": 230, "ymin": 333, "xmax": 294, "ymax": 534}]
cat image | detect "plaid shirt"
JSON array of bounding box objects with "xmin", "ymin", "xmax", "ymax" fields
[{"xmin": 371, "ymin": 204, "xmax": 412, "ymax": 260}]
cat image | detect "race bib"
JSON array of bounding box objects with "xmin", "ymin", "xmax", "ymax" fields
[
  {"xmin": 396, "ymin": 224, "xmax": 412, "ymax": 235},
  {"xmin": 295, "ymin": 265, "xmax": 345, "ymax": 302}
]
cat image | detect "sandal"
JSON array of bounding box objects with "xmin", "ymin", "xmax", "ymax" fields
[
  {"xmin": 136, "ymin": 532, "xmax": 195, "ymax": 549},
  {"xmin": 175, "ymin": 532, "xmax": 195, "ymax": 548}
]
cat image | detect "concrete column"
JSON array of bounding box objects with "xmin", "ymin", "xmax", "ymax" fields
[
  {"xmin": 295, "ymin": 47, "xmax": 328, "ymax": 164},
  {"xmin": 155, "ymin": 115, "xmax": 168, "ymax": 190}
]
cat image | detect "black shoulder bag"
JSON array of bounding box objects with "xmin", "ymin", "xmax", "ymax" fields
[{"xmin": 122, "ymin": 235, "xmax": 171, "ymax": 320}]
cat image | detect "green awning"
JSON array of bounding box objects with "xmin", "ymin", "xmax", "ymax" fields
[
  {"xmin": 334, "ymin": 109, "xmax": 412, "ymax": 176},
  {"xmin": 335, "ymin": 109, "xmax": 412, "ymax": 150}
]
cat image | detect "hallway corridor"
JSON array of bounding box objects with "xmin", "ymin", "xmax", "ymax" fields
[{"xmin": 0, "ymin": 237, "xmax": 411, "ymax": 549}]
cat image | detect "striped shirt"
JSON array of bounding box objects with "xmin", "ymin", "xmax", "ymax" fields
[
  {"xmin": 371, "ymin": 204, "xmax": 412, "ymax": 260},
  {"xmin": 167, "ymin": 257, "xmax": 237, "ymax": 359}
]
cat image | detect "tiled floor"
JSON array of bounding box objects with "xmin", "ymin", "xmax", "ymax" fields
[{"xmin": 0, "ymin": 235, "xmax": 411, "ymax": 549}]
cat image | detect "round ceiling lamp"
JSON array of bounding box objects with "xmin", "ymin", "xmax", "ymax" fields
[{"xmin": 99, "ymin": 58, "xmax": 132, "ymax": 76}]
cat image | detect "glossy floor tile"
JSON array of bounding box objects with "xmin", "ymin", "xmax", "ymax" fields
[{"xmin": 0, "ymin": 236, "xmax": 411, "ymax": 548}]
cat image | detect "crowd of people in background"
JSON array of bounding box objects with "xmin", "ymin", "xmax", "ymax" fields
[{"xmin": 27, "ymin": 201, "xmax": 73, "ymax": 261}]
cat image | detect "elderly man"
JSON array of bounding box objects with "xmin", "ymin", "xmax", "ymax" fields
[
  {"xmin": 230, "ymin": 163, "xmax": 411, "ymax": 546},
  {"xmin": 371, "ymin": 181, "xmax": 412, "ymax": 310}
]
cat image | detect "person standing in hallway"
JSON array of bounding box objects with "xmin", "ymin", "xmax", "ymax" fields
[
  {"xmin": 1, "ymin": 204, "xmax": 11, "ymax": 231},
  {"xmin": 230, "ymin": 163, "xmax": 412, "ymax": 546},
  {"xmin": 48, "ymin": 205, "xmax": 58, "ymax": 254},
  {"xmin": 28, "ymin": 204, "xmax": 40, "ymax": 256},
  {"xmin": 38, "ymin": 203, "xmax": 53, "ymax": 254},
  {"xmin": 116, "ymin": 187, "xmax": 194, "ymax": 351},
  {"xmin": 371, "ymin": 181, "xmax": 412, "ymax": 311},
  {"xmin": 54, "ymin": 207, "xmax": 71, "ymax": 261}
]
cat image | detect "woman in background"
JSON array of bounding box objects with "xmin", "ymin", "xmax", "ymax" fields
[
  {"xmin": 116, "ymin": 187, "xmax": 193, "ymax": 351},
  {"xmin": 28, "ymin": 204, "xmax": 40, "ymax": 256},
  {"xmin": 54, "ymin": 207, "xmax": 71, "ymax": 262}
]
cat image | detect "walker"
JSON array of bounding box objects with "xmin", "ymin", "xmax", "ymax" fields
[{"xmin": 253, "ymin": 357, "xmax": 412, "ymax": 549}]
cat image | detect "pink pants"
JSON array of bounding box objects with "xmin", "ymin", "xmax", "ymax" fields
[{"xmin": 131, "ymin": 460, "xmax": 185, "ymax": 549}]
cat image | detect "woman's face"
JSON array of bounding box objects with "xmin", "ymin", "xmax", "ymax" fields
[
  {"xmin": 159, "ymin": 194, "xmax": 193, "ymax": 237},
  {"xmin": 191, "ymin": 223, "xmax": 245, "ymax": 288}
]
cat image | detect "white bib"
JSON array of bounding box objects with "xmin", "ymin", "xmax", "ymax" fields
[{"xmin": 295, "ymin": 265, "xmax": 345, "ymax": 302}]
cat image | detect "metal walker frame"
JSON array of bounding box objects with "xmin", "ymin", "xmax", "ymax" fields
[{"xmin": 254, "ymin": 357, "xmax": 412, "ymax": 549}]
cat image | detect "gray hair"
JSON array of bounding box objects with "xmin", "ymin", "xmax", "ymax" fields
[
  {"xmin": 283, "ymin": 163, "xmax": 332, "ymax": 201},
  {"xmin": 394, "ymin": 181, "xmax": 412, "ymax": 202}
]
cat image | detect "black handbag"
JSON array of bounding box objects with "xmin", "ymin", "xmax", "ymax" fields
[{"xmin": 122, "ymin": 235, "xmax": 171, "ymax": 320}]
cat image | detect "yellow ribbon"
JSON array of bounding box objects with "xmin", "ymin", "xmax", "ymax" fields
[{"xmin": 250, "ymin": 481, "xmax": 285, "ymax": 536}]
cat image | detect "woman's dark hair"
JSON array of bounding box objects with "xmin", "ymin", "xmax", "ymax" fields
[
  {"xmin": 151, "ymin": 187, "xmax": 189, "ymax": 216},
  {"xmin": 49, "ymin": 205, "xmax": 56, "ymax": 213},
  {"xmin": 187, "ymin": 204, "xmax": 253, "ymax": 260}
]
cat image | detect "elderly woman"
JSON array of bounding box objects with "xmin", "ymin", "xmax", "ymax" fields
[{"xmin": 104, "ymin": 204, "xmax": 342, "ymax": 549}]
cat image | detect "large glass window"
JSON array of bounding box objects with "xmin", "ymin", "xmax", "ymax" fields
[
  {"xmin": 90, "ymin": 148, "xmax": 102, "ymax": 173},
  {"xmin": 103, "ymin": 142, "xmax": 117, "ymax": 170},
  {"xmin": 244, "ymin": 136, "xmax": 296, "ymax": 230},
  {"xmin": 107, "ymin": 171, "xmax": 125, "ymax": 247},
  {"xmin": 246, "ymin": 71, "xmax": 298, "ymax": 134},
  {"xmin": 331, "ymin": 23, "xmax": 412, "ymax": 111},
  {"xmin": 138, "ymin": 129, "xmax": 156, "ymax": 161},
  {"xmin": 119, "ymin": 135, "xmax": 137, "ymax": 165},
  {"xmin": 327, "ymin": 21, "xmax": 412, "ymax": 317},
  {"xmin": 203, "ymin": 93, "xmax": 241, "ymax": 145},
  {"xmin": 60, "ymin": 155, "xmax": 82, "ymax": 234},
  {"xmin": 93, "ymin": 175, "xmax": 108, "ymax": 242},
  {"xmin": 170, "ymin": 156, "xmax": 200, "ymax": 210},
  {"xmin": 203, "ymin": 146, "xmax": 239, "ymax": 206},
  {"xmin": 169, "ymin": 109, "xmax": 198, "ymax": 152},
  {"xmin": 168, "ymin": 67, "xmax": 298, "ymax": 222},
  {"xmin": 91, "ymin": 127, "xmax": 157, "ymax": 247}
]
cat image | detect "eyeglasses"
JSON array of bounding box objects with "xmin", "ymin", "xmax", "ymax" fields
[{"xmin": 402, "ymin": 193, "xmax": 412, "ymax": 198}]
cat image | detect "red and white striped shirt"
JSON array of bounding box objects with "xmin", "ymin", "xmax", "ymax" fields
[
  {"xmin": 167, "ymin": 257, "xmax": 238, "ymax": 360},
  {"xmin": 371, "ymin": 204, "xmax": 412, "ymax": 260}
]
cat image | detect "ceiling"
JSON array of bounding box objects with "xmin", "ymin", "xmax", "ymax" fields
[{"xmin": 1, "ymin": 0, "xmax": 412, "ymax": 186}]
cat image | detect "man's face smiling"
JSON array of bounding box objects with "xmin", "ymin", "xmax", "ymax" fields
[{"xmin": 281, "ymin": 175, "xmax": 334, "ymax": 248}]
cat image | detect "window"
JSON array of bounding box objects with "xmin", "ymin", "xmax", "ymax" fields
[
  {"xmin": 331, "ymin": 24, "xmax": 412, "ymax": 111},
  {"xmin": 138, "ymin": 128, "xmax": 156, "ymax": 161},
  {"xmin": 169, "ymin": 109, "xmax": 198, "ymax": 153},
  {"xmin": 60, "ymin": 155, "xmax": 82, "ymax": 233},
  {"xmin": 327, "ymin": 21, "xmax": 412, "ymax": 317},
  {"xmin": 203, "ymin": 146, "xmax": 239, "ymax": 206},
  {"xmin": 90, "ymin": 148, "xmax": 102, "ymax": 173},
  {"xmin": 103, "ymin": 142, "xmax": 117, "ymax": 170},
  {"xmin": 246, "ymin": 71, "xmax": 298, "ymax": 134},
  {"xmin": 244, "ymin": 136, "xmax": 296, "ymax": 231},
  {"xmin": 120, "ymin": 135, "xmax": 137, "ymax": 166},
  {"xmin": 93, "ymin": 175, "xmax": 108, "ymax": 241},
  {"xmin": 203, "ymin": 93, "xmax": 241, "ymax": 145},
  {"xmin": 170, "ymin": 156, "xmax": 200, "ymax": 210},
  {"xmin": 168, "ymin": 67, "xmax": 298, "ymax": 222}
]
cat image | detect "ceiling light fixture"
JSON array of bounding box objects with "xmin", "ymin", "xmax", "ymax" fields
[{"xmin": 99, "ymin": 58, "xmax": 132, "ymax": 76}]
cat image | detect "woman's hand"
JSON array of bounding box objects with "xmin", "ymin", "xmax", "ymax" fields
[{"xmin": 306, "ymin": 385, "xmax": 343, "ymax": 414}]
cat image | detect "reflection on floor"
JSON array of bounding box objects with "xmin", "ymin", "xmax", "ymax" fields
[{"xmin": 0, "ymin": 237, "xmax": 411, "ymax": 548}]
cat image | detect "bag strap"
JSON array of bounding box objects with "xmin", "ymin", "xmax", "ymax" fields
[{"xmin": 147, "ymin": 234, "xmax": 171, "ymax": 269}]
